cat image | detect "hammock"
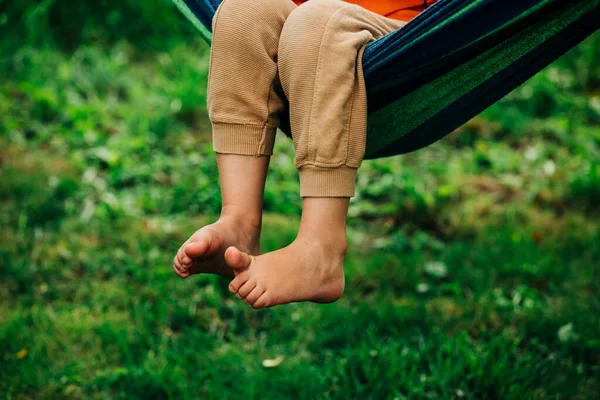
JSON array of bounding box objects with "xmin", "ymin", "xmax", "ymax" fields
[{"xmin": 173, "ymin": 0, "xmax": 600, "ymax": 159}]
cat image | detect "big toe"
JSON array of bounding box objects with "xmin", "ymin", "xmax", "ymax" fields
[
  {"xmin": 224, "ymin": 246, "xmax": 253, "ymax": 269},
  {"xmin": 185, "ymin": 230, "xmax": 221, "ymax": 259},
  {"xmin": 184, "ymin": 240, "xmax": 209, "ymax": 260}
]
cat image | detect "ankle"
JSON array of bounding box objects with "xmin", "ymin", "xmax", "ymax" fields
[
  {"xmin": 219, "ymin": 205, "xmax": 262, "ymax": 231},
  {"xmin": 217, "ymin": 216, "xmax": 262, "ymax": 240},
  {"xmin": 297, "ymin": 225, "xmax": 348, "ymax": 257}
]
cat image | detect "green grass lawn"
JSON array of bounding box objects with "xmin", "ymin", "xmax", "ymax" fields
[{"xmin": 1, "ymin": 16, "xmax": 599, "ymax": 400}]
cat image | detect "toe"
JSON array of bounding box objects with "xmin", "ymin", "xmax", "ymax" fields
[
  {"xmin": 251, "ymin": 293, "xmax": 270, "ymax": 309},
  {"xmin": 244, "ymin": 286, "xmax": 265, "ymax": 305},
  {"xmin": 173, "ymin": 260, "xmax": 189, "ymax": 278},
  {"xmin": 185, "ymin": 228, "xmax": 223, "ymax": 259},
  {"xmin": 184, "ymin": 239, "xmax": 209, "ymax": 261},
  {"xmin": 177, "ymin": 247, "xmax": 191, "ymax": 268},
  {"xmin": 173, "ymin": 256, "xmax": 184, "ymax": 272},
  {"xmin": 237, "ymin": 279, "xmax": 257, "ymax": 299},
  {"xmin": 229, "ymin": 270, "xmax": 250, "ymax": 294},
  {"xmin": 224, "ymin": 246, "xmax": 253, "ymax": 269}
]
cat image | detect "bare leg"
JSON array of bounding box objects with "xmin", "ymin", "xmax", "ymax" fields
[
  {"xmin": 226, "ymin": 197, "xmax": 348, "ymax": 308},
  {"xmin": 173, "ymin": 154, "xmax": 268, "ymax": 279},
  {"xmin": 173, "ymin": 0, "xmax": 295, "ymax": 279}
]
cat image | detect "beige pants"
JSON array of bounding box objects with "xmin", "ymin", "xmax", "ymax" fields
[{"xmin": 208, "ymin": 0, "xmax": 405, "ymax": 197}]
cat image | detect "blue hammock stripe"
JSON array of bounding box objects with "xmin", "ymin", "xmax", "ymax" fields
[{"xmin": 173, "ymin": 0, "xmax": 600, "ymax": 159}]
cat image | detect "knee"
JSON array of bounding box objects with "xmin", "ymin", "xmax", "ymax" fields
[
  {"xmin": 279, "ymin": 0, "xmax": 344, "ymax": 61},
  {"xmin": 288, "ymin": 0, "xmax": 343, "ymax": 19},
  {"xmin": 279, "ymin": 0, "xmax": 366, "ymax": 59},
  {"xmin": 212, "ymin": 0, "xmax": 293, "ymax": 33},
  {"xmin": 280, "ymin": 0, "xmax": 342, "ymax": 40}
]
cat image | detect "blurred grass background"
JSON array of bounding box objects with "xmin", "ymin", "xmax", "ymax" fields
[{"xmin": 0, "ymin": 0, "xmax": 599, "ymax": 398}]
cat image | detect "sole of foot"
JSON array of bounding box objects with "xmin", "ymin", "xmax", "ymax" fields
[{"xmin": 173, "ymin": 218, "xmax": 260, "ymax": 279}]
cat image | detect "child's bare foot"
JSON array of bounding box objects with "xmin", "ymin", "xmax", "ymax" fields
[
  {"xmin": 173, "ymin": 216, "xmax": 260, "ymax": 279},
  {"xmin": 225, "ymin": 197, "xmax": 349, "ymax": 308},
  {"xmin": 225, "ymin": 230, "xmax": 347, "ymax": 308}
]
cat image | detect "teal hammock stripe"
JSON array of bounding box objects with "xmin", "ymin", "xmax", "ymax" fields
[{"xmin": 174, "ymin": 0, "xmax": 600, "ymax": 159}]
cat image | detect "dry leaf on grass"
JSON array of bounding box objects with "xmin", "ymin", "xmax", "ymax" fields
[{"xmin": 262, "ymin": 356, "xmax": 284, "ymax": 368}]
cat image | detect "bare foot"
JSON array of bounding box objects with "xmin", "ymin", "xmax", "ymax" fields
[
  {"xmin": 173, "ymin": 216, "xmax": 260, "ymax": 279},
  {"xmin": 225, "ymin": 228, "xmax": 347, "ymax": 309}
]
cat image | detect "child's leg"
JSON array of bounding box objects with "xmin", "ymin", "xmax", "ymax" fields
[
  {"xmin": 173, "ymin": 0, "xmax": 296, "ymax": 279},
  {"xmin": 173, "ymin": 155, "xmax": 267, "ymax": 278},
  {"xmin": 280, "ymin": 0, "xmax": 406, "ymax": 198},
  {"xmin": 226, "ymin": 0, "xmax": 406, "ymax": 308}
]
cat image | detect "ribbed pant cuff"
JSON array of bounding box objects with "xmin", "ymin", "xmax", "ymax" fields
[
  {"xmin": 299, "ymin": 165, "xmax": 357, "ymax": 197},
  {"xmin": 212, "ymin": 122, "xmax": 277, "ymax": 156}
]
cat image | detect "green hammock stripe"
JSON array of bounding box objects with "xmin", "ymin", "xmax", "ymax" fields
[
  {"xmin": 173, "ymin": 0, "xmax": 213, "ymax": 43},
  {"xmin": 365, "ymin": 0, "xmax": 596, "ymax": 157}
]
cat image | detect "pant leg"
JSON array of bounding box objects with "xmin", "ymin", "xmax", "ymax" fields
[
  {"xmin": 278, "ymin": 0, "xmax": 406, "ymax": 197},
  {"xmin": 208, "ymin": 0, "xmax": 296, "ymax": 156}
]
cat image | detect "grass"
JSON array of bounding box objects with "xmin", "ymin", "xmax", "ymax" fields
[
  {"xmin": 0, "ymin": 8, "xmax": 599, "ymax": 399},
  {"xmin": 1, "ymin": 208, "xmax": 599, "ymax": 398}
]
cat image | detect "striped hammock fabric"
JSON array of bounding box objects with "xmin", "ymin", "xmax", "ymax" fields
[{"xmin": 173, "ymin": 0, "xmax": 600, "ymax": 159}]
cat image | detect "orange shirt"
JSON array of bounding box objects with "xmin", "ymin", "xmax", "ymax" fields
[{"xmin": 292, "ymin": 0, "xmax": 436, "ymax": 21}]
